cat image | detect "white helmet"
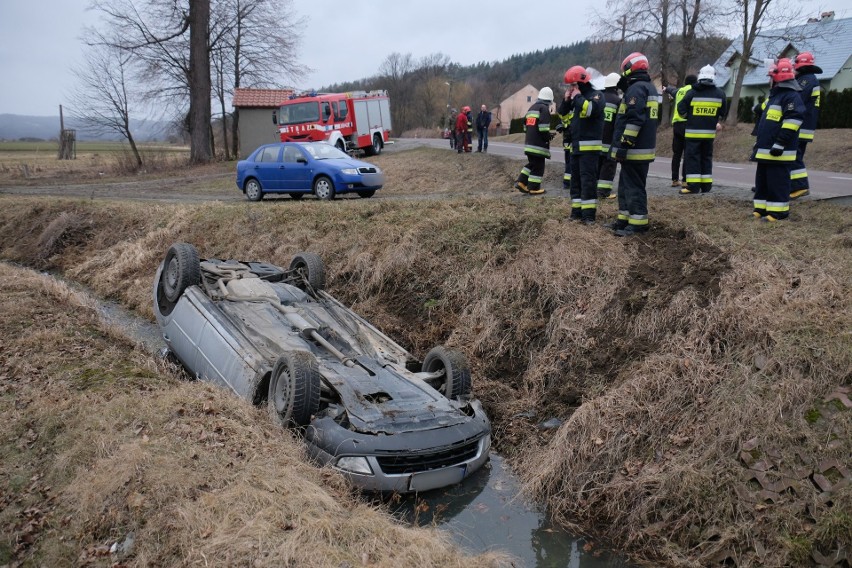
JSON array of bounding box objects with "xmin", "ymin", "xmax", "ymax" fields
[
  {"xmin": 538, "ymin": 87, "xmax": 554, "ymax": 102},
  {"xmin": 604, "ymin": 72, "xmax": 621, "ymax": 88},
  {"xmin": 698, "ymin": 65, "xmax": 716, "ymax": 82}
]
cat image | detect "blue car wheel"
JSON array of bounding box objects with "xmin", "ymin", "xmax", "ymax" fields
[
  {"xmin": 245, "ymin": 178, "xmax": 264, "ymax": 202},
  {"xmin": 313, "ymin": 175, "xmax": 335, "ymax": 200}
]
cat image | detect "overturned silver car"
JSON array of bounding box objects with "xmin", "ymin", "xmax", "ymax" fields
[{"xmin": 153, "ymin": 243, "xmax": 490, "ymax": 492}]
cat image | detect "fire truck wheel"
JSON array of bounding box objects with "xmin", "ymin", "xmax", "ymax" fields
[
  {"xmin": 371, "ymin": 135, "xmax": 383, "ymax": 155},
  {"xmin": 245, "ymin": 178, "xmax": 264, "ymax": 201},
  {"xmin": 313, "ymin": 176, "xmax": 336, "ymax": 200},
  {"xmin": 335, "ymin": 140, "xmax": 345, "ymax": 152}
]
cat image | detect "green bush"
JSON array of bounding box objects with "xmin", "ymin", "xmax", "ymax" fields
[
  {"xmin": 509, "ymin": 117, "xmax": 525, "ymax": 134},
  {"xmin": 819, "ymin": 88, "xmax": 852, "ymax": 129}
]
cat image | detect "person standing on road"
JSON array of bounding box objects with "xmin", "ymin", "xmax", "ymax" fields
[
  {"xmin": 790, "ymin": 52, "xmax": 823, "ymax": 199},
  {"xmin": 515, "ymin": 87, "xmax": 554, "ymax": 195},
  {"xmin": 677, "ymin": 65, "xmax": 728, "ymax": 194},
  {"xmin": 564, "ymin": 66, "xmax": 605, "ymax": 224},
  {"xmin": 556, "ymin": 86, "xmax": 575, "ymax": 192},
  {"xmin": 476, "ymin": 105, "xmax": 492, "ymax": 152},
  {"xmin": 597, "ymin": 72, "xmax": 622, "ymax": 200},
  {"xmin": 609, "ymin": 52, "xmax": 661, "ymax": 237},
  {"xmin": 751, "ymin": 59, "xmax": 804, "ymax": 222},
  {"xmin": 465, "ymin": 107, "xmax": 474, "ymax": 152},
  {"xmin": 455, "ymin": 106, "xmax": 471, "ymax": 153},
  {"xmin": 448, "ymin": 108, "xmax": 457, "ymax": 150},
  {"xmin": 663, "ymin": 74, "xmax": 696, "ymax": 189}
]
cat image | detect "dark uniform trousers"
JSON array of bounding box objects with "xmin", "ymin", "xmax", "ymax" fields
[
  {"xmin": 671, "ymin": 121, "xmax": 686, "ymax": 182},
  {"xmin": 563, "ymin": 147, "xmax": 572, "ymax": 189},
  {"xmin": 683, "ymin": 138, "xmax": 715, "ymax": 193},
  {"xmin": 570, "ymin": 153, "xmax": 598, "ymax": 220},
  {"xmin": 518, "ymin": 154, "xmax": 547, "ymax": 192},
  {"xmin": 791, "ymin": 140, "xmax": 810, "ymax": 191},
  {"xmin": 754, "ymin": 163, "xmax": 792, "ymax": 220},
  {"xmin": 597, "ymin": 156, "xmax": 617, "ymax": 198},
  {"xmin": 617, "ymin": 162, "xmax": 650, "ymax": 226}
]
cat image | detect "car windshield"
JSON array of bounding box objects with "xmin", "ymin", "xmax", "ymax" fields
[
  {"xmin": 277, "ymin": 101, "xmax": 319, "ymax": 125},
  {"xmin": 301, "ymin": 143, "xmax": 348, "ymax": 160}
]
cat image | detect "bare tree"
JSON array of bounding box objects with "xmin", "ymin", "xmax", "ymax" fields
[
  {"xmin": 188, "ymin": 0, "xmax": 212, "ymax": 162},
  {"xmin": 69, "ymin": 44, "xmax": 144, "ymax": 167},
  {"xmin": 724, "ymin": 0, "xmax": 806, "ymax": 125}
]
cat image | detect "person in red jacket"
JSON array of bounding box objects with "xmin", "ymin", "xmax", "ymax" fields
[{"xmin": 455, "ymin": 106, "xmax": 471, "ymax": 153}]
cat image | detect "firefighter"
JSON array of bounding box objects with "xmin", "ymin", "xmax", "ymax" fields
[
  {"xmin": 597, "ymin": 72, "xmax": 622, "ymax": 200},
  {"xmin": 465, "ymin": 106, "xmax": 474, "ymax": 152},
  {"xmin": 515, "ymin": 87, "xmax": 554, "ymax": 195},
  {"xmin": 609, "ymin": 52, "xmax": 661, "ymax": 237},
  {"xmin": 790, "ymin": 52, "xmax": 823, "ymax": 199},
  {"xmin": 677, "ymin": 65, "xmax": 728, "ymax": 194},
  {"xmin": 751, "ymin": 59, "xmax": 804, "ymax": 222},
  {"xmin": 663, "ymin": 74, "xmax": 697, "ymax": 188},
  {"xmin": 556, "ymin": 86, "xmax": 574, "ymax": 192},
  {"xmin": 455, "ymin": 106, "xmax": 470, "ymax": 153},
  {"xmin": 448, "ymin": 108, "xmax": 457, "ymax": 149},
  {"xmin": 564, "ymin": 66, "xmax": 605, "ymax": 224}
]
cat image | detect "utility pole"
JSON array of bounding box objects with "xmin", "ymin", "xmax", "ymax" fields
[
  {"xmin": 618, "ymin": 14, "xmax": 627, "ymax": 60},
  {"xmin": 445, "ymin": 81, "xmax": 452, "ymax": 129}
]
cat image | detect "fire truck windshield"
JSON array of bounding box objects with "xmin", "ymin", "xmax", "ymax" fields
[{"xmin": 277, "ymin": 102, "xmax": 319, "ymax": 125}]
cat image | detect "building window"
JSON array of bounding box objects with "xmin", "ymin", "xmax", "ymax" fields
[{"xmin": 527, "ymin": 96, "xmax": 531, "ymax": 102}]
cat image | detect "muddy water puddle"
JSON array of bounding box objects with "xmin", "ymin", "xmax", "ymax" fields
[{"xmin": 59, "ymin": 273, "xmax": 630, "ymax": 567}]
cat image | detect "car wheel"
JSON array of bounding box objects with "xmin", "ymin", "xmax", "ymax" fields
[
  {"xmin": 288, "ymin": 193, "xmax": 304, "ymax": 200},
  {"xmin": 313, "ymin": 175, "xmax": 335, "ymax": 200},
  {"xmin": 268, "ymin": 351, "xmax": 321, "ymax": 427},
  {"xmin": 422, "ymin": 346, "xmax": 472, "ymax": 400},
  {"xmin": 161, "ymin": 242, "xmax": 200, "ymax": 303},
  {"xmin": 245, "ymin": 178, "xmax": 264, "ymax": 201},
  {"xmin": 357, "ymin": 190, "xmax": 375, "ymax": 198},
  {"xmin": 335, "ymin": 140, "xmax": 346, "ymax": 152},
  {"xmin": 372, "ymin": 134, "xmax": 383, "ymax": 155},
  {"xmin": 288, "ymin": 252, "xmax": 326, "ymax": 291}
]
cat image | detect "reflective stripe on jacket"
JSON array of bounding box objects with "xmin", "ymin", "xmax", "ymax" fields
[
  {"xmin": 678, "ymin": 82, "xmax": 727, "ymax": 140},
  {"xmin": 750, "ymin": 82, "xmax": 805, "ymax": 163},
  {"xmin": 570, "ymin": 87, "xmax": 605, "ymax": 153},
  {"xmin": 523, "ymin": 99, "xmax": 552, "ymax": 157},
  {"xmin": 797, "ymin": 73, "xmax": 821, "ymax": 141},
  {"xmin": 610, "ymin": 72, "xmax": 660, "ymax": 163}
]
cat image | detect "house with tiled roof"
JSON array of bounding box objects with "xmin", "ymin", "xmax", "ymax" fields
[
  {"xmin": 711, "ymin": 12, "xmax": 852, "ymax": 99},
  {"xmin": 232, "ymin": 88, "xmax": 293, "ymax": 158}
]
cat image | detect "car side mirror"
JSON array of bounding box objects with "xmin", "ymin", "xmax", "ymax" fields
[{"xmin": 272, "ymin": 111, "xmax": 278, "ymax": 125}]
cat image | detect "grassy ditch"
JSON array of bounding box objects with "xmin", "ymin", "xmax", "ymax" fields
[{"xmin": 0, "ymin": 152, "xmax": 850, "ymax": 566}]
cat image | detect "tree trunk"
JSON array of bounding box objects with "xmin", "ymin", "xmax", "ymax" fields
[
  {"xmin": 189, "ymin": 0, "xmax": 212, "ymax": 164},
  {"xmin": 127, "ymin": 132, "xmax": 143, "ymax": 168},
  {"xmin": 219, "ymin": 96, "xmax": 229, "ymax": 161}
]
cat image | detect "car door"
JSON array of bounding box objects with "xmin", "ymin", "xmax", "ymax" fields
[
  {"xmin": 280, "ymin": 145, "xmax": 313, "ymax": 191},
  {"xmin": 252, "ymin": 145, "xmax": 284, "ymax": 190}
]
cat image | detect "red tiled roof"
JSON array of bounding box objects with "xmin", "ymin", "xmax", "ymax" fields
[{"xmin": 232, "ymin": 88, "xmax": 294, "ymax": 108}]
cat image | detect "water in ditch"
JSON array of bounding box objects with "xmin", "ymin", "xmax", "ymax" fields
[{"xmin": 80, "ymin": 280, "xmax": 631, "ymax": 567}]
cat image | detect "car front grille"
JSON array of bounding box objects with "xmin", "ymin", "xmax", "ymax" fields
[
  {"xmin": 375, "ymin": 437, "xmax": 482, "ymax": 475},
  {"xmin": 358, "ymin": 166, "xmax": 378, "ymax": 174}
]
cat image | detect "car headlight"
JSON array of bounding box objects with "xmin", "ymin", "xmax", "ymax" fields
[
  {"xmin": 480, "ymin": 434, "xmax": 491, "ymax": 454},
  {"xmin": 340, "ymin": 168, "xmax": 358, "ymax": 175},
  {"xmin": 335, "ymin": 456, "xmax": 373, "ymax": 475}
]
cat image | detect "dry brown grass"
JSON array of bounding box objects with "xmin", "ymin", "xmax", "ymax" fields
[
  {"xmin": 0, "ymin": 146, "xmax": 850, "ymax": 567},
  {"xmin": 0, "ymin": 263, "xmax": 511, "ymax": 567}
]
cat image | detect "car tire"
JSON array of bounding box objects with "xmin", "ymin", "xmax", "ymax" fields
[
  {"xmin": 161, "ymin": 242, "xmax": 201, "ymax": 303},
  {"xmin": 245, "ymin": 178, "xmax": 264, "ymax": 201},
  {"xmin": 422, "ymin": 346, "xmax": 472, "ymax": 400},
  {"xmin": 372, "ymin": 134, "xmax": 383, "ymax": 156},
  {"xmin": 268, "ymin": 351, "xmax": 321, "ymax": 427},
  {"xmin": 313, "ymin": 175, "xmax": 335, "ymax": 200},
  {"xmin": 288, "ymin": 193, "xmax": 304, "ymax": 200},
  {"xmin": 289, "ymin": 252, "xmax": 326, "ymax": 291},
  {"xmin": 357, "ymin": 190, "xmax": 376, "ymax": 198}
]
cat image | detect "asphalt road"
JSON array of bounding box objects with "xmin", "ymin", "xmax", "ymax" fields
[{"xmin": 395, "ymin": 138, "xmax": 852, "ymax": 202}]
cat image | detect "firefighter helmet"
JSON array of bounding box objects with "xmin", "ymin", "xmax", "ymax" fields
[
  {"xmin": 794, "ymin": 51, "xmax": 815, "ymax": 69},
  {"xmin": 604, "ymin": 72, "xmax": 621, "ymax": 88},
  {"xmin": 621, "ymin": 52, "xmax": 649, "ymax": 76},
  {"xmin": 462, "ymin": 106, "xmax": 471, "ymax": 113},
  {"xmin": 698, "ymin": 65, "xmax": 716, "ymax": 82},
  {"xmin": 564, "ymin": 65, "xmax": 590, "ymax": 85},
  {"xmin": 538, "ymin": 87, "xmax": 554, "ymax": 102},
  {"xmin": 768, "ymin": 58, "xmax": 795, "ymax": 82}
]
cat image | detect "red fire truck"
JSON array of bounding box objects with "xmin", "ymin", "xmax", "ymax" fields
[{"xmin": 273, "ymin": 90, "xmax": 392, "ymax": 155}]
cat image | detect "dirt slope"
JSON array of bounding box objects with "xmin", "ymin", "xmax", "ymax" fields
[{"xmin": 0, "ymin": 147, "xmax": 850, "ymax": 567}]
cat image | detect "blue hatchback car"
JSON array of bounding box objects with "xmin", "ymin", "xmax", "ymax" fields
[{"xmin": 236, "ymin": 142, "xmax": 385, "ymax": 201}]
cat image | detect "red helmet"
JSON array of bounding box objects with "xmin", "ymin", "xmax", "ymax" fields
[
  {"xmin": 794, "ymin": 51, "xmax": 815, "ymax": 69},
  {"xmin": 621, "ymin": 52, "xmax": 649, "ymax": 76},
  {"xmin": 564, "ymin": 65, "xmax": 590, "ymax": 84},
  {"xmin": 462, "ymin": 105, "xmax": 471, "ymax": 113},
  {"xmin": 768, "ymin": 58, "xmax": 795, "ymax": 82}
]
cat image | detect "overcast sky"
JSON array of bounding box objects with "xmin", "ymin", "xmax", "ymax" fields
[{"xmin": 0, "ymin": 0, "xmax": 848, "ymax": 116}]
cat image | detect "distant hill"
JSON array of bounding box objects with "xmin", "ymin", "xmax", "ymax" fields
[{"xmin": 0, "ymin": 114, "xmax": 172, "ymax": 142}]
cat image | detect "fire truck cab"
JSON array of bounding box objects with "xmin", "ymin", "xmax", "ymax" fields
[{"xmin": 274, "ymin": 90, "xmax": 392, "ymax": 156}]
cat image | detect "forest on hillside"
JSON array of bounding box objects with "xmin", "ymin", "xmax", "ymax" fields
[{"xmin": 322, "ymin": 36, "xmax": 730, "ymax": 133}]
